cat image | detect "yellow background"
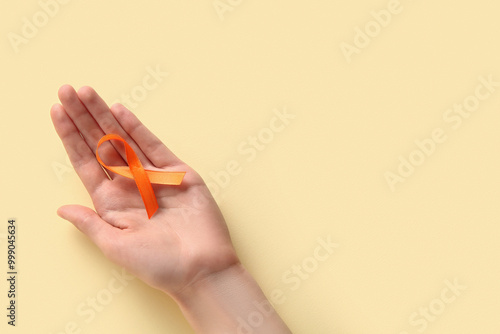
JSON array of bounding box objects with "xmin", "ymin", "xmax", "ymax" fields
[{"xmin": 1, "ymin": 0, "xmax": 500, "ymax": 333}]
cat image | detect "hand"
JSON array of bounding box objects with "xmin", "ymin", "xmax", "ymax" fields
[
  {"xmin": 50, "ymin": 85, "xmax": 239, "ymax": 295},
  {"xmin": 51, "ymin": 85, "xmax": 292, "ymax": 333}
]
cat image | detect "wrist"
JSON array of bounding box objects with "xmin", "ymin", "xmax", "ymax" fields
[
  {"xmin": 169, "ymin": 263, "xmax": 291, "ymax": 334},
  {"xmin": 170, "ymin": 261, "xmax": 245, "ymax": 304}
]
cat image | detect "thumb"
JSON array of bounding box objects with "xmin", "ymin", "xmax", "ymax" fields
[{"xmin": 57, "ymin": 204, "xmax": 118, "ymax": 251}]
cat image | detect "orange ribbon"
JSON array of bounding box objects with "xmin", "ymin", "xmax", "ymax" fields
[{"xmin": 96, "ymin": 134, "xmax": 185, "ymax": 219}]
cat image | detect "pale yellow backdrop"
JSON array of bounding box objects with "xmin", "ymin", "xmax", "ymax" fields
[{"xmin": 1, "ymin": 1, "xmax": 499, "ymax": 333}]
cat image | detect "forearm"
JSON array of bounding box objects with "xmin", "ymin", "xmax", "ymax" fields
[{"xmin": 169, "ymin": 263, "xmax": 292, "ymax": 334}]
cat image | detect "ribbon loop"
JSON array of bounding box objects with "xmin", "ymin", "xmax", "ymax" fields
[{"xmin": 96, "ymin": 134, "xmax": 185, "ymax": 219}]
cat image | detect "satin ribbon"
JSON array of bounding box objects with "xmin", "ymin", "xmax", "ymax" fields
[{"xmin": 96, "ymin": 134, "xmax": 185, "ymax": 219}]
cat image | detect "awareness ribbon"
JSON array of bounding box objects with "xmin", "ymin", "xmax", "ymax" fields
[{"xmin": 96, "ymin": 134, "xmax": 186, "ymax": 219}]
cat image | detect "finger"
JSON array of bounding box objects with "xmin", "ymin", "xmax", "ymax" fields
[
  {"xmin": 58, "ymin": 85, "xmax": 126, "ymax": 171},
  {"xmin": 77, "ymin": 86, "xmax": 154, "ymax": 167},
  {"xmin": 110, "ymin": 103, "xmax": 183, "ymax": 168},
  {"xmin": 51, "ymin": 103, "xmax": 110, "ymax": 194},
  {"xmin": 57, "ymin": 205, "xmax": 120, "ymax": 257}
]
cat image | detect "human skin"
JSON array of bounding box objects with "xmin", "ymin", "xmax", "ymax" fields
[{"xmin": 50, "ymin": 85, "xmax": 292, "ymax": 333}]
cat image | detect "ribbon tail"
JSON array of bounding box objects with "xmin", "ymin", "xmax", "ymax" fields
[{"xmin": 124, "ymin": 140, "xmax": 159, "ymax": 218}]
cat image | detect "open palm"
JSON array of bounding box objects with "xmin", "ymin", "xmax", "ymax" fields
[{"xmin": 51, "ymin": 85, "xmax": 238, "ymax": 296}]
